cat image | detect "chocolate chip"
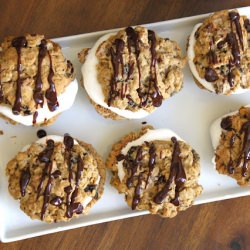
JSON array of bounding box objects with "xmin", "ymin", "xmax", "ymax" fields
[
  {"xmin": 204, "ymin": 67, "xmax": 219, "ymax": 82},
  {"xmin": 220, "ymin": 116, "xmax": 232, "ymax": 130},
  {"xmin": 116, "ymin": 154, "xmax": 125, "ymax": 161},
  {"xmin": 84, "ymin": 184, "xmax": 96, "ymax": 192}
]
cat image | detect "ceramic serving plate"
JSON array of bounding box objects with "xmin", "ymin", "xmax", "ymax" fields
[{"xmin": 0, "ymin": 6, "xmax": 249, "ymax": 242}]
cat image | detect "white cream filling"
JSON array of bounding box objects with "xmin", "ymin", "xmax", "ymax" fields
[
  {"xmin": 210, "ymin": 105, "xmax": 250, "ymax": 164},
  {"xmin": 22, "ymin": 135, "xmax": 100, "ymax": 208},
  {"xmin": 82, "ymin": 33, "xmax": 149, "ymax": 119},
  {"xmin": 187, "ymin": 23, "xmax": 248, "ymax": 95},
  {"xmin": 0, "ymin": 79, "xmax": 78, "ymax": 126},
  {"xmin": 117, "ymin": 128, "xmax": 183, "ymax": 181}
]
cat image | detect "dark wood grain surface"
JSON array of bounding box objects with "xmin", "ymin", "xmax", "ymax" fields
[{"xmin": 1, "ymin": 0, "xmax": 250, "ymax": 249}]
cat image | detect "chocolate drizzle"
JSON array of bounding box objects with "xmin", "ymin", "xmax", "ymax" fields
[
  {"xmin": 227, "ymin": 32, "xmax": 241, "ymax": 66},
  {"xmin": 126, "ymin": 146, "xmax": 143, "ymax": 188},
  {"xmin": 20, "ymin": 168, "xmax": 31, "ymax": 197},
  {"xmin": 208, "ymin": 11, "xmax": 245, "ymax": 88},
  {"xmin": 11, "ymin": 36, "xmax": 28, "ymax": 115},
  {"xmin": 126, "ymin": 27, "xmax": 141, "ymax": 97},
  {"xmin": 229, "ymin": 11, "xmax": 244, "ymax": 50},
  {"xmin": 32, "ymin": 111, "xmax": 38, "ymax": 124},
  {"xmin": 108, "ymin": 39, "xmax": 125, "ymax": 106},
  {"xmin": 146, "ymin": 143, "xmax": 156, "ymax": 186},
  {"xmin": 18, "ymin": 134, "xmax": 90, "ymax": 220},
  {"xmin": 8, "ymin": 36, "xmax": 61, "ymax": 119},
  {"xmin": 41, "ymin": 161, "xmax": 53, "ymax": 220},
  {"xmin": 63, "ymin": 134, "xmax": 85, "ymax": 218},
  {"xmin": 36, "ymin": 139, "xmax": 54, "ymax": 199},
  {"xmin": 220, "ymin": 114, "xmax": 250, "ymax": 176},
  {"xmin": 119, "ymin": 138, "xmax": 186, "ymax": 209},
  {"xmin": 108, "ymin": 27, "xmax": 163, "ymax": 109},
  {"xmin": 46, "ymin": 54, "xmax": 59, "ymax": 111},
  {"xmin": 154, "ymin": 137, "xmax": 186, "ymax": 205},
  {"xmin": 33, "ymin": 39, "xmax": 47, "ymax": 107},
  {"xmin": 143, "ymin": 30, "xmax": 163, "ymax": 107},
  {"xmin": 35, "ymin": 139, "xmax": 55, "ymax": 220},
  {"xmin": 132, "ymin": 174, "xmax": 143, "ymax": 210},
  {"xmin": 237, "ymin": 122, "xmax": 250, "ymax": 176},
  {"xmin": 65, "ymin": 156, "xmax": 84, "ymax": 218}
]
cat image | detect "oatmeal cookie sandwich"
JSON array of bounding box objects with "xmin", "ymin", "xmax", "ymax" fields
[
  {"xmin": 106, "ymin": 126, "xmax": 202, "ymax": 217},
  {"xmin": 187, "ymin": 9, "xmax": 250, "ymax": 94},
  {"xmin": 79, "ymin": 26, "xmax": 185, "ymax": 120},
  {"xmin": 0, "ymin": 34, "xmax": 78, "ymax": 126},
  {"xmin": 6, "ymin": 133, "xmax": 105, "ymax": 223},
  {"xmin": 211, "ymin": 105, "xmax": 250, "ymax": 186}
]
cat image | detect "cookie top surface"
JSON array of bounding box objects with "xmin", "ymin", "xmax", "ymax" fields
[
  {"xmin": 6, "ymin": 134, "xmax": 104, "ymax": 223},
  {"xmin": 82, "ymin": 26, "xmax": 185, "ymax": 118},
  {"xmin": 0, "ymin": 34, "xmax": 75, "ymax": 120},
  {"xmin": 107, "ymin": 127, "xmax": 202, "ymax": 218},
  {"xmin": 215, "ymin": 106, "xmax": 250, "ymax": 186},
  {"xmin": 190, "ymin": 10, "xmax": 250, "ymax": 94}
]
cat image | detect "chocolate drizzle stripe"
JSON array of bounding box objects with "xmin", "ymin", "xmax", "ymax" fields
[
  {"xmin": 32, "ymin": 111, "xmax": 38, "ymax": 125},
  {"xmin": 33, "ymin": 39, "xmax": 47, "ymax": 107},
  {"xmin": 12, "ymin": 36, "xmax": 28, "ymax": 115},
  {"xmin": 66, "ymin": 156, "xmax": 84, "ymax": 218},
  {"xmin": 126, "ymin": 27, "xmax": 141, "ymax": 99},
  {"xmin": 41, "ymin": 162, "xmax": 53, "ymax": 220},
  {"xmin": 64, "ymin": 134, "xmax": 74, "ymax": 183},
  {"xmin": 108, "ymin": 39, "xmax": 125, "ymax": 106},
  {"xmin": 20, "ymin": 168, "xmax": 31, "ymax": 197},
  {"xmin": 36, "ymin": 139, "xmax": 54, "ymax": 198},
  {"xmin": 221, "ymin": 115, "xmax": 250, "ymax": 177},
  {"xmin": 45, "ymin": 53, "xmax": 59, "ymax": 111},
  {"xmin": 126, "ymin": 146, "xmax": 143, "ymax": 188},
  {"xmin": 63, "ymin": 134, "xmax": 85, "ymax": 218},
  {"xmin": 35, "ymin": 139, "xmax": 55, "ymax": 220},
  {"xmin": 108, "ymin": 27, "xmax": 164, "ymax": 108},
  {"xmin": 146, "ymin": 143, "xmax": 156, "ymax": 187},
  {"xmin": 154, "ymin": 137, "xmax": 186, "ymax": 205},
  {"xmin": 210, "ymin": 11, "xmax": 244, "ymax": 88},
  {"xmin": 144, "ymin": 30, "xmax": 163, "ymax": 107},
  {"xmin": 132, "ymin": 174, "xmax": 143, "ymax": 210},
  {"xmin": 237, "ymin": 122, "xmax": 250, "ymax": 177},
  {"xmin": 229, "ymin": 11, "xmax": 244, "ymax": 50}
]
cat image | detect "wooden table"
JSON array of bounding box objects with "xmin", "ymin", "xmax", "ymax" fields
[{"xmin": 1, "ymin": 0, "xmax": 250, "ymax": 249}]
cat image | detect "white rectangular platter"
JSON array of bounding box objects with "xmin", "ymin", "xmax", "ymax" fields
[{"xmin": 1, "ymin": 6, "xmax": 250, "ymax": 243}]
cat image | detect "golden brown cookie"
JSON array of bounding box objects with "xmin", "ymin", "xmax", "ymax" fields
[
  {"xmin": 0, "ymin": 34, "xmax": 78, "ymax": 126},
  {"xmin": 106, "ymin": 126, "xmax": 202, "ymax": 218},
  {"xmin": 212, "ymin": 106, "xmax": 250, "ymax": 186},
  {"xmin": 6, "ymin": 134, "xmax": 105, "ymax": 223},
  {"xmin": 187, "ymin": 10, "xmax": 250, "ymax": 95},
  {"xmin": 79, "ymin": 26, "xmax": 186, "ymax": 120}
]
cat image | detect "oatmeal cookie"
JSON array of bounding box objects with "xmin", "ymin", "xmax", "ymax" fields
[
  {"xmin": 0, "ymin": 34, "xmax": 78, "ymax": 126},
  {"xmin": 211, "ymin": 106, "xmax": 250, "ymax": 186},
  {"xmin": 79, "ymin": 26, "xmax": 186, "ymax": 120},
  {"xmin": 187, "ymin": 9, "xmax": 250, "ymax": 95},
  {"xmin": 6, "ymin": 134, "xmax": 105, "ymax": 223},
  {"xmin": 106, "ymin": 126, "xmax": 202, "ymax": 217}
]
